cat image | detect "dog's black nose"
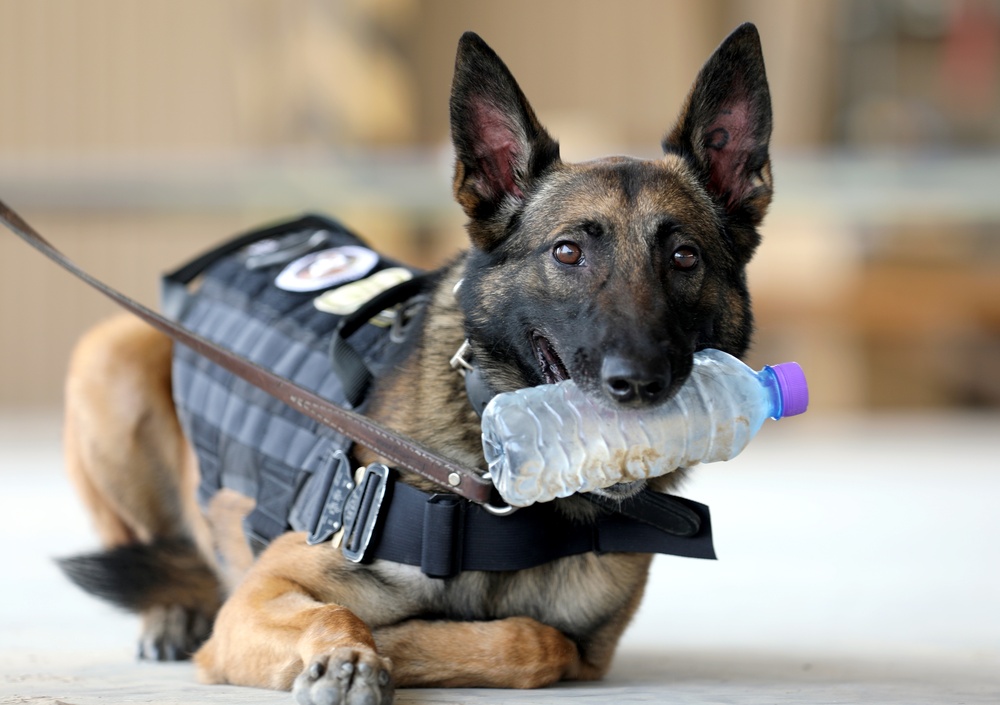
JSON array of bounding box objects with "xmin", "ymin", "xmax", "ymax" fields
[{"xmin": 601, "ymin": 355, "xmax": 670, "ymax": 406}]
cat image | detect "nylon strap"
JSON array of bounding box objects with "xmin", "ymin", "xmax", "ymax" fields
[
  {"xmin": 373, "ymin": 479, "xmax": 716, "ymax": 578},
  {"xmin": 0, "ymin": 200, "xmax": 496, "ymax": 505}
]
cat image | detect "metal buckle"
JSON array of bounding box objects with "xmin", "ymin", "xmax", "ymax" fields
[
  {"xmin": 305, "ymin": 450, "xmax": 356, "ymax": 546},
  {"xmin": 449, "ymin": 339, "xmax": 474, "ymax": 377},
  {"xmin": 389, "ymin": 294, "xmax": 429, "ymax": 344},
  {"xmin": 340, "ymin": 463, "xmax": 392, "ymax": 563}
]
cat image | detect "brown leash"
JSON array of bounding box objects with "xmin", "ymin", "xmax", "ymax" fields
[{"xmin": 0, "ymin": 200, "xmax": 497, "ymax": 506}]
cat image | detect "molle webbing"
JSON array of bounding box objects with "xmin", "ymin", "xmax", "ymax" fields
[{"xmin": 166, "ymin": 215, "xmax": 425, "ymax": 549}]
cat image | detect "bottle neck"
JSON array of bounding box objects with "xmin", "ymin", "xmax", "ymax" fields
[{"xmin": 759, "ymin": 365, "xmax": 785, "ymax": 419}]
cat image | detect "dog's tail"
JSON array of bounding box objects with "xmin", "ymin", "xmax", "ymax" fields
[{"xmin": 57, "ymin": 538, "xmax": 222, "ymax": 614}]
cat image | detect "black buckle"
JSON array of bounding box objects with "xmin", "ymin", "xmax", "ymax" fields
[
  {"xmin": 341, "ymin": 463, "xmax": 391, "ymax": 563},
  {"xmin": 305, "ymin": 450, "xmax": 356, "ymax": 546}
]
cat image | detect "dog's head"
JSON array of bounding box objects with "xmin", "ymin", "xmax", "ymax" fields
[{"xmin": 451, "ymin": 25, "xmax": 772, "ymax": 417}]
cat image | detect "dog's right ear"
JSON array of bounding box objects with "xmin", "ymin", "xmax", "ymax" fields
[
  {"xmin": 450, "ymin": 32, "xmax": 560, "ymax": 248},
  {"xmin": 663, "ymin": 23, "xmax": 773, "ymax": 231}
]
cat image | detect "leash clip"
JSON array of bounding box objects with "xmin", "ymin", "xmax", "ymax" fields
[{"xmin": 341, "ymin": 463, "xmax": 391, "ymax": 563}]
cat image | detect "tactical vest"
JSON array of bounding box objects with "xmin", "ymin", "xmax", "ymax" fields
[{"xmin": 164, "ymin": 214, "xmax": 429, "ymax": 552}]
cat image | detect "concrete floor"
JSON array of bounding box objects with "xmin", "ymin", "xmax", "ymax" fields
[{"xmin": 1, "ymin": 409, "xmax": 998, "ymax": 704}]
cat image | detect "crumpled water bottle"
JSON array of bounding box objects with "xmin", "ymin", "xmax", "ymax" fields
[{"xmin": 481, "ymin": 348, "xmax": 808, "ymax": 507}]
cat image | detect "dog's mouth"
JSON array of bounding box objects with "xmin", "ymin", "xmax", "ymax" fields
[
  {"xmin": 530, "ymin": 332, "xmax": 570, "ymax": 384},
  {"xmin": 529, "ymin": 331, "xmax": 651, "ymax": 501}
]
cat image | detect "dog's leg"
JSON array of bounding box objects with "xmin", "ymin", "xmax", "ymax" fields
[
  {"xmin": 65, "ymin": 315, "xmax": 183, "ymax": 545},
  {"xmin": 373, "ymin": 555, "xmax": 652, "ymax": 688},
  {"xmin": 373, "ymin": 617, "xmax": 582, "ymax": 688},
  {"xmin": 195, "ymin": 532, "xmax": 400, "ymax": 705},
  {"xmin": 63, "ymin": 314, "xmax": 220, "ymax": 659}
]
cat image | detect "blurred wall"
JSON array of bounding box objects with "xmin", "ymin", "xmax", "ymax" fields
[{"xmin": 1, "ymin": 0, "xmax": 998, "ymax": 410}]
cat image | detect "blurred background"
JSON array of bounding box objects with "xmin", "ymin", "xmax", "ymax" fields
[{"xmin": 1, "ymin": 0, "xmax": 999, "ymax": 413}]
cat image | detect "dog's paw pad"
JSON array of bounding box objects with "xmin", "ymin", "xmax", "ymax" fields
[{"xmin": 293, "ymin": 647, "xmax": 393, "ymax": 705}]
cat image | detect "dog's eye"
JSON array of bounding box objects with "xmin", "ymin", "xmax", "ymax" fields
[
  {"xmin": 553, "ymin": 241, "xmax": 585, "ymax": 266},
  {"xmin": 672, "ymin": 246, "xmax": 699, "ymax": 271}
]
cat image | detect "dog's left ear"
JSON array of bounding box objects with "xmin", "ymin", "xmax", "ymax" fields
[
  {"xmin": 450, "ymin": 32, "xmax": 560, "ymax": 248},
  {"xmin": 664, "ymin": 23, "xmax": 773, "ymax": 229}
]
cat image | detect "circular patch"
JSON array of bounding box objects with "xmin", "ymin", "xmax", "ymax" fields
[{"xmin": 273, "ymin": 246, "xmax": 378, "ymax": 292}]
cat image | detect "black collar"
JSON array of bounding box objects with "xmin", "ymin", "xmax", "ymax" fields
[
  {"xmin": 463, "ymin": 364, "xmax": 498, "ymax": 417},
  {"xmin": 301, "ymin": 451, "xmax": 716, "ymax": 578},
  {"xmin": 367, "ymin": 475, "xmax": 715, "ymax": 578}
]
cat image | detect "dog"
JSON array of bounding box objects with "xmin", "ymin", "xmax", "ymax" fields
[{"xmin": 60, "ymin": 23, "xmax": 772, "ymax": 705}]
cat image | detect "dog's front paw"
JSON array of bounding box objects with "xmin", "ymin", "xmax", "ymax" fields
[{"xmin": 293, "ymin": 647, "xmax": 393, "ymax": 705}]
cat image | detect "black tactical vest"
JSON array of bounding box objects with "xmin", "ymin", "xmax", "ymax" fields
[{"xmin": 164, "ymin": 215, "xmax": 428, "ymax": 551}]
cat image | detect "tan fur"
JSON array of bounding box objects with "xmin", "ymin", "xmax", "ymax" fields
[
  {"xmin": 204, "ymin": 489, "xmax": 257, "ymax": 592},
  {"xmin": 65, "ymin": 315, "xmax": 194, "ymax": 548}
]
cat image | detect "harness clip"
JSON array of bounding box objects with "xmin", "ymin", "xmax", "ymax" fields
[
  {"xmin": 341, "ymin": 463, "xmax": 392, "ymax": 563},
  {"xmin": 449, "ymin": 339, "xmax": 474, "ymax": 377}
]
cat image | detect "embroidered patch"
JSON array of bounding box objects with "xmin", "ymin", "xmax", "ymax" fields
[
  {"xmin": 313, "ymin": 267, "xmax": 414, "ymax": 316},
  {"xmin": 274, "ymin": 246, "xmax": 378, "ymax": 292}
]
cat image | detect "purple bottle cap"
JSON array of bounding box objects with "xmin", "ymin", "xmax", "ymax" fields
[{"xmin": 770, "ymin": 362, "xmax": 809, "ymax": 417}]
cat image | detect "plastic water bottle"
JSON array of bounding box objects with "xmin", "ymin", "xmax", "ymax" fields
[{"xmin": 481, "ymin": 349, "xmax": 808, "ymax": 507}]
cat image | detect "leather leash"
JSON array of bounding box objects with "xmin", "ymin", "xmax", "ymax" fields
[{"xmin": 0, "ymin": 200, "xmax": 497, "ymax": 506}]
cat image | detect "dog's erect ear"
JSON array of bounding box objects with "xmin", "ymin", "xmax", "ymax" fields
[
  {"xmin": 450, "ymin": 32, "xmax": 560, "ymax": 245},
  {"xmin": 664, "ymin": 23, "xmax": 773, "ymax": 227}
]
